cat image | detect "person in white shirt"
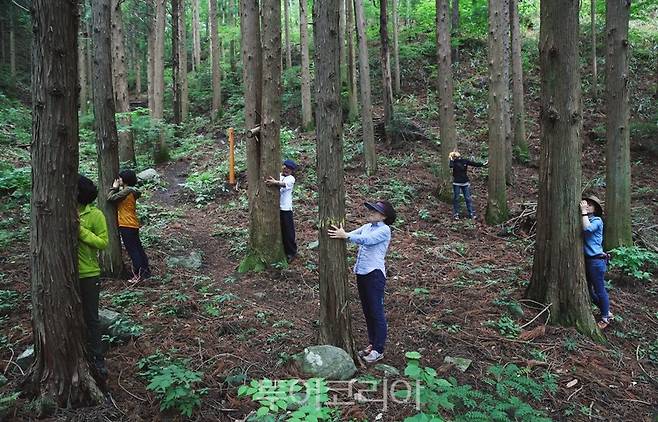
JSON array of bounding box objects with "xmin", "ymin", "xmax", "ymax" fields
[{"xmin": 266, "ymin": 159, "xmax": 298, "ymax": 262}]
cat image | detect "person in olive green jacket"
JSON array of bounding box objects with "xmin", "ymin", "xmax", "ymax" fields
[{"xmin": 78, "ymin": 175, "xmax": 109, "ymax": 377}]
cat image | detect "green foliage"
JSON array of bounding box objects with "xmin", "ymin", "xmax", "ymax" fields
[
  {"xmin": 492, "ymin": 296, "xmax": 524, "ymax": 317},
  {"xmin": 379, "ymin": 179, "xmax": 416, "ymax": 204},
  {"xmin": 183, "ymin": 169, "xmax": 227, "ymax": 205},
  {"xmin": 0, "ymin": 290, "xmax": 20, "ymax": 315},
  {"xmin": 0, "ymin": 165, "xmax": 30, "ymax": 199},
  {"xmin": 237, "ymin": 378, "xmax": 334, "ymax": 421},
  {"xmin": 0, "ymin": 93, "xmax": 31, "ymax": 146},
  {"xmin": 399, "ymin": 353, "xmax": 554, "ymax": 422},
  {"xmin": 609, "ymin": 246, "xmax": 658, "ymax": 281},
  {"xmin": 563, "ymin": 337, "xmax": 578, "ymax": 352},
  {"xmin": 111, "ymin": 290, "xmax": 146, "ymax": 309},
  {"xmin": 0, "ymin": 392, "xmax": 20, "ymax": 418},
  {"xmin": 647, "ymin": 338, "xmax": 658, "ymax": 366},
  {"xmin": 486, "ymin": 316, "xmax": 521, "ymax": 339}
]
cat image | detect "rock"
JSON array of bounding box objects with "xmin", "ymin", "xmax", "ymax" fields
[
  {"xmin": 99, "ymin": 308, "xmax": 121, "ymax": 332},
  {"xmin": 374, "ymin": 363, "xmax": 400, "ymax": 377},
  {"xmin": 166, "ymin": 250, "xmax": 203, "ymax": 270},
  {"xmin": 0, "ymin": 374, "xmax": 7, "ymax": 387},
  {"xmin": 17, "ymin": 346, "xmax": 34, "ymax": 371},
  {"xmin": 307, "ymin": 240, "xmax": 319, "ymax": 250},
  {"xmin": 99, "ymin": 308, "xmax": 142, "ymax": 340},
  {"xmin": 443, "ymin": 356, "xmax": 472, "ymax": 373},
  {"xmin": 137, "ymin": 168, "xmax": 160, "ymax": 182},
  {"xmin": 300, "ymin": 345, "xmax": 357, "ymax": 381},
  {"xmin": 253, "ymin": 292, "xmax": 266, "ymax": 300}
]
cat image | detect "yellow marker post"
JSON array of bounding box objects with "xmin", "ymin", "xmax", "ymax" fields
[{"xmin": 228, "ymin": 127, "xmax": 236, "ymax": 185}]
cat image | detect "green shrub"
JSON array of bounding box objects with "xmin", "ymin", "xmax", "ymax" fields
[{"xmin": 609, "ymin": 246, "xmax": 658, "ymax": 281}]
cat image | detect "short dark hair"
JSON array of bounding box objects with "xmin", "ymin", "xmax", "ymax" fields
[
  {"xmin": 119, "ymin": 169, "xmax": 138, "ymax": 186},
  {"xmin": 379, "ymin": 200, "xmax": 397, "ymax": 226},
  {"xmin": 78, "ymin": 175, "xmax": 98, "ymax": 205}
]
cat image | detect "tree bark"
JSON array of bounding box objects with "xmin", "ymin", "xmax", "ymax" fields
[
  {"xmin": 172, "ymin": 0, "xmax": 183, "ymax": 124},
  {"xmin": 134, "ymin": 45, "xmax": 142, "ymax": 94},
  {"xmin": 339, "ymin": 0, "xmax": 346, "ymax": 83},
  {"xmin": 26, "ymin": 0, "xmax": 104, "ymax": 411},
  {"xmin": 192, "ymin": 0, "xmax": 202, "ymax": 70},
  {"xmin": 91, "ymin": 0, "xmax": 125, "ymax": 278},
  {"xmin": 604, "ymin": 0, "xmax": 632, "ymax": 250},
  {"xmin": 485, "ymin": 0, "xmax": 509, "ymax": 224},
  {"xmin": 229, "ymin": 0, "xmax": 237, "ymax": 75},
  {"xmin": 509, "ymin": 0, "xmax": 527, "ymax": 159},
  {"xmin": 299, "ymin": 0, "xmax": 313, "ymax": 130},
  {"xmin": 79, "ymin": 27, "xmax": 89, "ymax": 115},
  {"xmin": 379, "ymin": 0, "xmax": 394, "ymax": 143},
  {"xmin": 355, "ymin": 0, "xmax": 377, "ymax": 175},
  {"xmin": 392, "ymin": 0, "xmax": 401, "ymax": 94},
  {"xmin": 9, "ymin": 8, "xmax": 16, "ymax": 84},
  {"xmin": 346, "ymin": 0, "xmax": 359, "ymax": 121},
  {"xmin": 435, "ymin": 0, "xmax": 457, "ymax": 200},
  {"xmin": 501, "ymin": 0, "xmax": 513, "ymax": 184},
  {"xmin": 314, "ymin": 0, "xmax": 358, "ymax": 362},
  {"xmin": 210, "ymin": 0, "xmax": 222, "ymax": 119},
  {"xmin": 180, "ymin": 0, "xmax": 189, "ymax": 120},
  {"xmin": 111, "ymin": 0, "xmax": 136, "ymax": 166},
  {"xmin": 284, "ymin": 0, "xmax": 292, "ymax": 69},
  {"xmin": 152, "ymin": 0, "xmax": 166, "ymax": 120},
  {"xmin": 239, "ymin": 0, "xmax": 287, "ymax": 271},
  {"xmin": 451, "ymin": 0, "xmax": 459, "ymax": 62},
  {"xmin": 591, "ymin": 0, "xmax": 598, "ymax": 99},
  {"xmin": 526, "ymin": 0, "xmax": 603, "ymax": 341}
]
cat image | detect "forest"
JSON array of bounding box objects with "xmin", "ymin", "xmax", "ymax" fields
[{"xmin": 0, "ymin": 0, "xmax": 657, "ymax": 420}]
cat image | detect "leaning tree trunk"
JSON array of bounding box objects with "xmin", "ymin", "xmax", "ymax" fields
[
  {"xmin": 526, "ymin": 0, "xmax": 603, "ymax": 341},
  {"xmin": 355, "ymin": 0, "xmax": 376, "ymax": 175},
  {"xmin": 451, "ymin": 0, "xmax": 460, "ymax": 62},
  {"xmin": 111, "ymin": 0, "xmax": 136, "ymax": 166},
  {"xmin": 591, "ymin": 0, "xmax": 598, "ymax": 99},
  {"xmin": 314, "ymin": 0, "xmax": 358, "ymax": 362},
  {"xmin": 604, "ymin": 0, "xmax": 632, "ymax": 250},
  {"xmin": 172, "ymin": 0, "xmax": 183, "ymax": 124},
  {"xmin": 26, "ymin": 0, "xmax": 104, "ymax": 412},
  {"xmin": 379, "ymin": 0, "xmax": 394, "ymax": 144},
  {"xmin": 283, "ymin": 0, "xmax": 292, "ymax": 69},
  {"xmin": 192, "ymin": 0, "xmax": 202, "ymax": 70},
  {"xmin": 509, "ymin": 0, "xmax": 527, "ymax": 159},
  {"xmin": 346, "ymin": 0, "xmax": 359, "ymax": 121},
  {"xmin": 392, "ymin": 0, "xmax": 401, "ymax": 95},
  {"xmin": 485, "ymin": 0, "xmax": 509, "ymax": 225},
  {"xmin": 210, "ymin": 0, "xmax": 222, "ymax": 119},
  {"xmin": 238, "ymin": 0, "xmax": 286, "ymax": 272},
  {"xmin": 299, "ymin": 0, "xmax": 313, "ymax": 130},
  {"xmin": 92, "ymin": 0, "xmax": 125, "ymax": 278},
  {"xmin": 436, "ymin": 0, "xmax": 457, "ymax": 201}
]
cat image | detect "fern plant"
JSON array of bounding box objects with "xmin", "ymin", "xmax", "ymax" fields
[{"xmin": 609, "ymin": 246, "xmax": 657, "ymax": 281}]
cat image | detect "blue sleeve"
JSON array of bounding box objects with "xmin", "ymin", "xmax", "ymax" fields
[
  {"xmin": 348, "ymin": 225, "xmax": 391, "ymax": 246},
  {"xmin": 583, "ymin": 217, "xmax": 603, "ymax": 233},
  {"xmin": 347, "ymin": 224, "xmax": 365, "ymax": 237}
]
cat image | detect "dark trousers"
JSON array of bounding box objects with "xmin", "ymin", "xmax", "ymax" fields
[
  {"xmin": 452, "ymin": 184, "xmax": 475, "ymax": 217},
  {"xmin": 119, "ymin": 227, "xmax": 151, "ymax": 278},
  {"xmin": 280, "ymin": 210, "xmax": 297, "ymax": 258},
  {"xmin": 79, "ymin": 276, "xmax": 103, "ymax": 362},
  {"xmin": 356, "ymin": 270, "xmax": 387, "ymax": 353},
  {"xmin": 585, "ymin": 257, "xmax": 610, "ymax": 317}
]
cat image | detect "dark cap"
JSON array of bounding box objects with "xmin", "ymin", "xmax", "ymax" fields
[
  {"xmin": 365, "ymin": 201, "xmax": 397, "ymax": 225},
  {"xmin": 283, "ymin": 159, "xmax": 298, "ymax": 171},
  {"xmin": 583, "ymin": 195, "xmax": 604, "ymax": 216}
]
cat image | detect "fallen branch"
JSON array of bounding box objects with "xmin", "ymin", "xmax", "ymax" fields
[
  {"xmin": 520, "ymin": 303, "xmax": 552, "ymax": 329},
  {"xmin": 118, "ymin": 368, "xmax": 147, "ymax": 402}
]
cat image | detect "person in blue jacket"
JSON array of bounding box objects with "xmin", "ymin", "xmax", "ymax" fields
[
  {"xmin": 328, "ymin": 201, "xmax": 396, "ymax": 363},
  {"xmin": 580, "ymin": 195, "xmax": 613, "ymax": 329}
]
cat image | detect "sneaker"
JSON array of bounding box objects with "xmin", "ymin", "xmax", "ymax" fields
[
  {"xmin": 362, "ymin": 350, "xmax": 384, "ymax": 363},
  {"xmin": 453, "ymin": 215, "xmax": 460, "ymax": 221},
  {"xmin": 358, "ymin": 345, "xmax": 373, "ymax": 357},
  {"xmin": 470, "ymin": 214, "xmax": 477, "ymax": 220}
]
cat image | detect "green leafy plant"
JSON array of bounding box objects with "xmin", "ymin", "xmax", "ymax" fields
[
  {"xmin": 0, "ymin": 290, "xmax": 20, "ymax": 315},
  {"xmin": 647, "ymin": 339, "xmax": 658, "ymax": 366},
  {"xmin": 487, "ymin": 316, "xmax": 521, "ymax": 339},
  {"xmin": 609, "ymin": 246, "xmax": 658, "ymax": 281},
  {"xmin": 111, "ymin": 290, "xmax": 146, "ymax": 309},
  {"xmin": 563, "ymin": 337, "xmax": 578, "ymax": 352}
]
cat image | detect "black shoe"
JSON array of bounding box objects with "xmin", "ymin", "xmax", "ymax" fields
[
  {"xmin": 94, "ymin": 359, "xmax": 109, "ymax": 378},
  {"xmin": 286, "ymin": 254, "xmax": 296, "ymax": 263}
]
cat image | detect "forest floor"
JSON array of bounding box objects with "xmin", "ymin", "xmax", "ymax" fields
[{"xmin": 2, "ymin": 53, "xmax": 658, "ymax": 422}]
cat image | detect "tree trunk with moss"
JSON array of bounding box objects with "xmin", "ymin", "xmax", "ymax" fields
[
  {"xmin": 314, "ymin": 0, "xmax": 358, "ymax": 361},
  {"xmin": 26, "ymin": 0, "xmax": 105, "ymax": 413},
  {"xmin": 604, "ymin": 0, "xmax": 632, "ymax": 250},
  {"xmin": 355, "ymin": 0, "xmax": 376, "ymax": 174},
  {"xmin": 525, "ymin": 0, "xmax": 603, "ymax": 342}
]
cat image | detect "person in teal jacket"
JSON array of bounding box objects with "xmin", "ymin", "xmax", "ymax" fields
[{"xmin": 78, "ymin": 175, "xmax": 109, "ymax": 377}]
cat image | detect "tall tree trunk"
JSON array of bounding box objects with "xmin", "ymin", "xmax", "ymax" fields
[
  {"xmin": 147, "ymin": 22, "xmax": 155, "ymax": 113},
  {"xmin": 172, "ymin": 0, "xmax": 183, "ymax": 124},
  {"xmin": 208, "ymin": 0, "xmax": 213, "ymax": 66},
  {"xmin": 181, "ymin": 0, "xmax": 190, "ymax": 120},
  {"xmin": 26, "ymin": 0, "xmax": 104, "ymax": 411},
  {"xmin": 604, "ymin": 0, "xmax": 632, "ymax": 250},
  {"xmin": 79, "ymin": 28, "xmax": 88, "ymax": 114},
  {"xmin": 355, "ymin": 0, "xmax": 376, "ymax": 175},
  {"xmin": 0, "ymin": 18, "xmax": 5, "ymax": 65},
  {"xmin": 192, "ymin": 0, "xmax": 202, "ymax": 70},
  {"xmin": 314, "ymin": 0, "xmax": 358, "ymax": 362},
  {"xmin": 526, "ymin": 0, "xmax": 602, "ymax": 341},
  {"xmin": 501, "ymin": 0, "xmax": 513, "ymax": 184},
  {"xmin": 451, "ymin": 0, "xmax": 459, "ymax": 62},
  {"xmin": 485, "ymin": 0, "xmax": 509, "ymax": 224},
  {"xmin": 134, "ymin": 38, "xmax": 142, "ymax": 94},
  {"xmin": 111, "ymin": 0, "xmax": 136, "ymax": 166},
  {"xmin": 91, "ymin": 0, "xmax": 125, "ymax": 278},
  {"xmin": 9, "ymin": 8, "xmax": 16, "ymax": 84},
  {"xmin": 509, "ymin": 0, "xmax": 527, "ymax": 159},
  {"xmin": 299, "ymin": 0, "xmax": 313, "ymax": 130},
  {"xmin": 239, "ymin": 0, "xmax": 286, "ymax": 271},
  {"xmin": 591, "ymin": 0, "xmax": 598, "ymax": 99},
  {"xmin": 392, "ymin": 0, "xmax": 401, "ymax": 94},
  {"xmin": 284, "ymin": 0, "xmax": 292, "ymax": 69},
  {"xmin": 339, "ymin": 0, "xmax": 346, "ymax": 83},
  {"xmin": 379, "ymin": 0, "xmax": 394, "ymax": 144},
  {"xmin": 230, "ymin": 0, "xmax": 237, "ymax": 75},
  {"xmin": 152, "ymin": 0, "xmax": 166, "ymax": 120},
  {"xmin": 435, "ymin": 0, "xmax": 457, "ymax": 200},
  {"xmin": 346, "ymin": 0, "xmax": 359, "ymax": 121},
  {"xmin": 210, "ymin": 0, "xmax": 222, "ymax": 119}
]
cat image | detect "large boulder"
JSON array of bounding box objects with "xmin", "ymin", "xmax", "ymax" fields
[
  {"xmin": 99, "ymin": 308, "xmax": 142, "ymax": 341},
  {"xmin": 300, "ymin": 345, "xmax": 357, "ymax": 381},
  {"xmin": 137, "ymin": 168, "xmax": 160, "ymax": 182},
  {"xmin": 166, "ymin": 250, "xmax": 203, "ymax": 270}
]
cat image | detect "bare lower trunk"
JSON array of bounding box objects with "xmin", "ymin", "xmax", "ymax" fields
[
  {"xmin": 147, "ymin": 20, "xmax": 154, "ymax": 113},
  {"xmin": 604, "ymin": 0, "xmax": 632, "ymax": 250},
  {"xmin": 392, "ymin": 0, "xmax": 401, "ymax": 94},
  {"xmin": 451, "ymin": 0, "xmax": 459, "ymax": 62},
  {"xmin": 379, "ymin": 0, "xmax": 394, "ymax": 144},
  {"xmin": 501, "ymin": 0, "xmax": 513, "ymax": 184},
  {"xmin": 9, "ymin": 10, "xmax": 16, "ymax": 83},
  {"xmin": 91, "ymin": 0, "xmax": 125, "ymax": 277},
  {"xmin": 346, "ymin": 0, "xmax": 358, "ymax": 121},
  {"xmin": 210, "ymin": 0, "xmax": 222, "ymax": 119},
  {"xmin": 172, "ymin": 0, "xmax": 183, "ymax": 124},
  {"xmin": 299, "ymin": 0, "xmax": 313, "ymax": 130},
  {"xmin": 435, "ymin": 0, "xmax": 457, "ymax": 200},
  {"xmin": 314, "ymin": 0, "xmax": 358, "ymax": 362},
  {"xmin": 591, "ymin": 0, "xmax": 598, "ymax": 99},
  {"xmin": 284, "ymin": 0, "xmax": 292, "ymax": 69},
  {"xmin": 27, "ymin": 0, "xmax": 103, "ymax": 411},
  {"xmin": 135, "ymin": 50, "xmax": 142, "ymax": 94},
  {"xmin": 152, "ymin": 0, "xmax": 166, "ymax": 120},
  {"xmin": 181, "ymin": 1, "xmax": 189, "ymax": 120},
  {"xmin": 526, "ymin": 0, "xmax": 602, "ymax": 341},
  {"xmin": 192, "ymin": 0, "xmax": 202, "ymax": 70},
  {"xmin": 354, "ymin": 0, "xmax": 376, "ymax": 174},
  {"xmin": 509, "ymin": 0, "xmax": 527, "ymax": 159},
  {"xmin": 79, "ymin": 28, "xmax": 88, "ymax": 114},
  {"xmin": 339, "ymin": 0, "xmax": 346, "ymax": 83}
]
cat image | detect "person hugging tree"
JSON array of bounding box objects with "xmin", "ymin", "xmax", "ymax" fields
[
  {"xmin": 266, "ymin": 159, "xmax": 298, "ymax": 262},
  {"xmin": 449, "ymin": 151, "xmax": 487, "ymax": 220}
]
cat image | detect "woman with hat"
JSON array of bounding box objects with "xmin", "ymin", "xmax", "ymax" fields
[
  {"xmin": 449, "ymin": 150, "xmax": 487, "ymax": 220},
  {"xmin": 266, "ymin": 159, "xmax": 299, "ymax": 262},
  {"xmin": 580, "ymin": 195, "xmax": 613, "ymax": 329},
  {"xmin": 328, "ymin": 200, "xmax": 396, "ymax": 363}
]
